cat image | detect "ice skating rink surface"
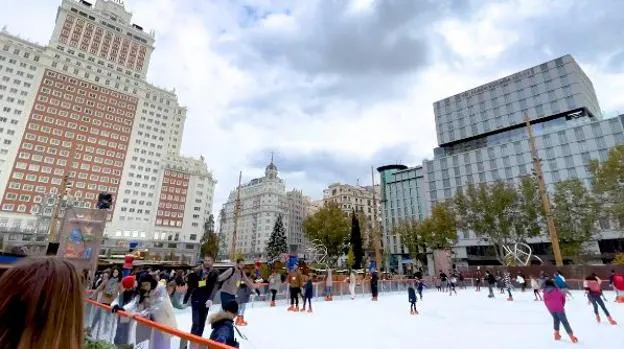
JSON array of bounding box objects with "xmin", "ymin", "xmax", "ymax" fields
[{"xmin": 173, "ymin": 290, "xmax": 624, "ymax": 348}]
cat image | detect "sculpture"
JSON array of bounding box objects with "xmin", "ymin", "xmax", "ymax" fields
[
  {"xmin": 502, "ymin": 242, "xmax": 543, "ymax": 266},
  {"xmin": 305, "ymin": 239, "xmax": 328, "ymax": 266}
]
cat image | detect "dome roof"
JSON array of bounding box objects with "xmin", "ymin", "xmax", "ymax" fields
[{"xmin": 266, "ymin": 162, "xmax": 278, "ymax": 171}]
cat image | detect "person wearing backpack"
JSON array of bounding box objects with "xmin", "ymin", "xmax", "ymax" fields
[
  {"xmin": 184, "ymin": 256, "xmax": 220, "ymax": 337},
  {"xmin": 218, "ymin": 259, "xmax": 260, "ymax": 307},
  {"xmin": 584, "ymin": 273, "xmax": 617, "ymax": 325},
  {"xmin": 543, "ymin": 279, "xmax": 578, "ymax": 343}
]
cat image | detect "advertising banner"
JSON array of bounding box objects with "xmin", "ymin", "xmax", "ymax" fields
[{"xmin": 57, "ymin": 208, "xmax": 107, "ymax": 273}]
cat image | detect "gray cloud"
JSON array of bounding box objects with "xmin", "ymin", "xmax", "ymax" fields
[{"xmin": 247, "ymin": 142, "xmax": 416, "ymax": 186}]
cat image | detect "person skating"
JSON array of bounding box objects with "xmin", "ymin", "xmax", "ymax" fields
[
  {"xmin": 475, "ymin": 268, "xmax": 482, "ymax": 292},
  {"xmin": 584, "ymin": 273, "xmax": 617, "ymax": 325},
  {"xmin": 485, "ymin": 270, "xmax": 496, "ymax": 298},
  {"xmin": 287, "ymin": 268, "xmax": 304, "ymax": 311},
  {"xmin": 219, "ymin": 258, "xmax": 260, "ymax": 306},
  {"xmin": 530, "ymin": 276, "xmax": 542, "ymax": 301},
  {"xmin": 236, "ymin": 282, "xmax": 253, "ymax": 326},
  {"xmin": 416, "ymin": 278, "xmax": 425, "ymax": 300},
  {"xmin": 209, "ymin": 300, "xmax": 240, "ymax": 348},
  {"xmin": 126, "ymin": 273, "xmax": 178, "ymax": 347},
  {"xmin": 111, "ymin": 275, "xmax": 137, "ymax": 346},
  {"xmin": 496, "ymin": 271, "xmax": 505, "ymax": 294},
  {"xmin": 302, "ymin": 275, "xmax": 314, "ymax": 313},
  {"xmin": 122, "ymin": 249, "xmax": 135, "ymax": 277},
  {"xmin": 268, "ymin": 271, "xmax": 281, "ymax": 307},
  {"xmin": 371, "ymin": 270, "xmax": 379, "ymax": 301},
  {"xmin": 517, "ymin": 273, "xmax": 526, "ymax": 292},
  {"xmin": 184, "ymin": 256, "xmax": 220, "ymax": 337},
  {"xmin": 503, "ymin": 271, "xmax": 514, "ymax": 301},
  {"xmin": 349, "ymin": 270, "xmax": 357, "ymax": 299},
  {"xmin": 325, "ymin": 268, "xmax": 334, "ymax": 301},
  {"xmin": 408, "ymin": 283, "xmax": 419, "ymax": 315},
  {"xmin": 554, "ymin": 271, "xmax": 573, "ymax": 299},
  {"xmin": 439, "ymin": 271, "xmax": 448, "ymax": 292},
  {"xmin": 449, "ymin": 272, "xmax": 458, "ymax": 296},
  {"xmin": 543, "ymin": 279, "xmax": 578, "ymax": 343}
]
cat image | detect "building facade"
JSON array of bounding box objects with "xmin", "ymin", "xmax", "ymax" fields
[
  {"xmin": 378, "ymin": 55, "xmax": 624, "ymax": 269},
  {"xmin": 220, "ymin": 160, "xmax": 308, "ymax": 259},
  {"xmin": 0, "ymin": 0, "xmax": 215, "ymax": 263},
  {"xmin": 322, "ymin": 182, "xmax": 381, "ymax": 248}
]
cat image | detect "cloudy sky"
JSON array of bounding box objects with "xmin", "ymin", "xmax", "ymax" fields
[{"xmin": 2, "ymin": 0, "xmax": 623, "ymax": 215}]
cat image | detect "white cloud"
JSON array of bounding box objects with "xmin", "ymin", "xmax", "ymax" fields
[{"xmin": 1, "ymin": 0, "xmax": 623, "ymax": 220}]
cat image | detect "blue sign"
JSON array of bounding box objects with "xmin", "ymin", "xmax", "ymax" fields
[
  {"xmin": 368, "ymin": 261, "xmax": 376, "ymax": 272},
  {"xmin": 129, "ymin": 241, "xmax": 139, "ymax": 249},
  {"xmin": 287, "ymin": 255, "xmax": 298, "ymax": 271}
]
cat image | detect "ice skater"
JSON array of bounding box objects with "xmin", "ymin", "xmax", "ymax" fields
[
  {"xmin": 503, "ymin": 271, "xmax": 513, "ymax": 301},
  {"xmin": 349, "ymin": 270, "xmax": 357, "ymax": 300},
  {"xmin": 485, "ymin": 270, "xmax": 496, "ymax": 298},
  {"xmin": 301, "ymin": 275, "xmax": 313, "ymax": 313},
  {"xmin": 475, "ymin": 268, "xmax": 482, "ymax": 292},
  {"xmin": 268, "ymin": 271, "xmax": 281, "ymax": 307},
  {"xmin": 543, "ymin": 279, "xmax": 578, "ymax": 343},
  {"xmin": 554, "ymin": 271, "xmax": 573, "ymax": 299},
  {"xmin": 584, "ymin": 273, "xmax": 617, "ymax": 325},
  {"xmin": 439, "ymin": 271, "xmax": 448, "ymax": 292},
  {"xmin": 530, "ymin": 276, "xmax": 542, "ymax": 301},
  {"xmin": 371, "ymin": 271, "xmax": 379, "ymax": 301},
  {"xmin": 235, "ymin": 282, "xmax": 252, "ymax": 326},
  {"xmin": 416, "ymin": 278, "xmax": 425, "ymax": 300},
  {"xmin": 287, "ymin": 268, "xmax": 304, "ymax": 311},
  {"xmin": 408, "ymin": 283, "xmax": 419, "ymax": 315},
  {"xmin": 449, "ymin": 273, "xmax": 458, "ymax": 296}
]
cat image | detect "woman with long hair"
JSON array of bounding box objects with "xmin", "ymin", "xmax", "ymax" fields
[{"xmin": 0, "ymin": 256, "xmax": 84, "ymax": 349}]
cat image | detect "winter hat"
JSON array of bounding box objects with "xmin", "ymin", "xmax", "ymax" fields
[
  {"xmin": 223, "ymin": 300, "xmax": 239, "ymax": 315},
  {"xmin": 121, "ymin": 275, "xmax": 136, "ymax": 289}
]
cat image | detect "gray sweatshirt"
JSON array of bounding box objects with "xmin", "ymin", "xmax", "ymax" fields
[{"xmin": 219, "ymin": 267, "xmax": 255, "ymax": 296}]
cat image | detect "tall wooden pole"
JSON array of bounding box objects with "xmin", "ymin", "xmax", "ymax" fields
[
  {"xmin": 370, "ymin": 166, "xmax": 382, "ymax": 272},
  {"xmin": 525, "ymin": 115, "xmax": 563, "ymax": 266},
  {"xmin": 230, "ymin": 171, "xmax": 242, "ymax": 261}
]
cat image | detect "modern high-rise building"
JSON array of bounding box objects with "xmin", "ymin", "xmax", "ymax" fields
[
  {"xmin": 0, "ymin": 0, "xmax": 215, "ymax": 263},
  {"xmin": 379, "ymin": 55, "xmax": 624, "ymax": 269},
  {"xmin": 220, "ymin": 159, "xmax": 308, "ymax": 259}
]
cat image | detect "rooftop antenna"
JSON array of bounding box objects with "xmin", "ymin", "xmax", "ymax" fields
[{"xmin": 270, "ymin": 151, "xmax": 274, "ymax": 163}]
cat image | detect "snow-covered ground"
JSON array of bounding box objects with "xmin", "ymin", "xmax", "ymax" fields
[{"xmin": 173, "ymin": 289, "xmax": 624, "ymax": 348}]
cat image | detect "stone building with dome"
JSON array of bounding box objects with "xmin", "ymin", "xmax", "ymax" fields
[{"xmin": 219, "ymin": 158, "xmax": 308, "ymax": 259}]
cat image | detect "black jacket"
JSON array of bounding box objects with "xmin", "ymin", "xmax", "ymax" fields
[{"xmin": 184, "ymin": 267, "xmax": 219, "ymax": 304}]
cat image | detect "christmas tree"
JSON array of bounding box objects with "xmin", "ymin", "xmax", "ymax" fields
[{"xmin": 266, "ymin": 214, "xmax": 288, "ymax": 262}]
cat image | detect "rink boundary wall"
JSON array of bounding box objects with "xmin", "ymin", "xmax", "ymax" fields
[{"xmin": 85, "ymin": 278, "xmax": 617, "ymax": 347}]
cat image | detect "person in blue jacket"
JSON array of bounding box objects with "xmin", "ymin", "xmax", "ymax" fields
[
  {"xmin": 302, "ymin": 275, "xmax": 314, "ymax": 313},
  {"xmin": 209, "ymin": 300, "xmax": 240, "ymax": 348},
  {"xmin": 554, "ymin": 271, "xmax": 573, "ymax": 299}
]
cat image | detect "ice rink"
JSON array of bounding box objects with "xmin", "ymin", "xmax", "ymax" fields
[{"xmin": 173, "ymin": 289, "xmax": 624, "ymax": 348}]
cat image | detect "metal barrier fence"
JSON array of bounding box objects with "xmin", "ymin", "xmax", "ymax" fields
[
  {"xmin": 85, "ymin": 299, "xmax": 233, "ymax": 349},
  {"xmin": 85, "ymin": 277, "xmax": 616, "ymax": 348}
]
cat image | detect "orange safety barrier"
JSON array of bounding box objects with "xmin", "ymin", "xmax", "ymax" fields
[{"xmin": 85, "ymin": 298, "xmax": 235, "ymax": 349}]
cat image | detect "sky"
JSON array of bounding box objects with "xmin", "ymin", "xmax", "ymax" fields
[{"xmin": 1, "ymin": 0, "xmax": 624, "ymax": 216}]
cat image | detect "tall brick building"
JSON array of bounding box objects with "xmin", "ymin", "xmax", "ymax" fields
[{"xmin": 0, "ymin": 0, "xmax": 215, "ymax": 263}]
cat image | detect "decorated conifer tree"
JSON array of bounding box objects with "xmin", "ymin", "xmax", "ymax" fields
[{"xmin": 266, "ymin": 214, "xmax": 288, "ymax": 262}]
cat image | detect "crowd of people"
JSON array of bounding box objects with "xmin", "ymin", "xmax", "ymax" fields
[{"xmin": 0, "ymin": 254, "xmax": 622, "ymax": 348}]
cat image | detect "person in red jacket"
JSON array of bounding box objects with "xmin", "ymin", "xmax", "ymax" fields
[
  {"xmin": 543, "ymin": 279, "xmax": 578, "ymax": 343},
  {"xmin": 122, "ymin": 249, "xmax": 135, "ymax": 277},
  {"xmin": 584, "ymin": 273, "xmax": 617, "ymax": 325}
]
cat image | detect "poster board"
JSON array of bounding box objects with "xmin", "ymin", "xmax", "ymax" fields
[{"xmin": 57, "ymin": 208, "xmax": 107, "ymax": 278}]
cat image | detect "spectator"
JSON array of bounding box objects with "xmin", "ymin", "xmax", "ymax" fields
[{"xmin": 0, "ymin": 257, "xmax": 84, "ymax": 349}]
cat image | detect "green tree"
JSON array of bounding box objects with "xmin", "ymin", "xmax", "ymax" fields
[
  {"xmin": 265, "ymin": 214, "xmax": 288, "ymax": 262},
  {"xmin": 419, "ymin": 202, "xmax": 458, "ymax": 250},
  {"xmin": 552, "ymin": 178, "xmax": 599, "ymax": 259},
  {"xmin": 350, "ymin": 211, "xmax": 364, "ymax": 269},
  {"xmin": 590, "ymin": 144, "xmax": 624, "ymax": 226},
  {"xmin": 393, "ymin": 218, "xmax": 424, "ymax": 263},
  {"xmin": 454, "ymin": 182, "xmax": 519, "ymax": 263},
  {"xmin": 303, "ymin": 202, "xmax": 350, "ymax": 267},
  {"xmin": 200, "ymin": 214, "xmax": 219, "ymax": 258},
  {"xmin": 512, "ymin": 176, "xmax": 544, "ymax": 240}
]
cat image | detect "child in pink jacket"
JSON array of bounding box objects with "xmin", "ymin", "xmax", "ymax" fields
[{"xmin": 543, "ymin": 279, "xmax": 578, "ymax": 343}]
